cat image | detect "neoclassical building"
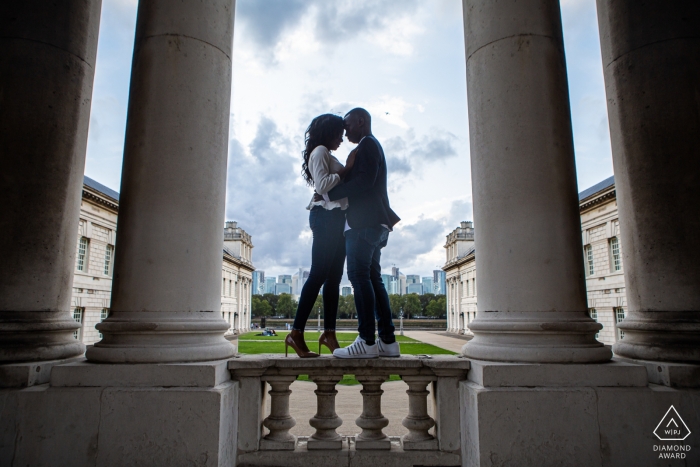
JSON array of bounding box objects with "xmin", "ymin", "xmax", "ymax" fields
[
  {"xmin": 221, "ymin": 221, "xmax": 254, "ymax": 334},
  {"xmin": 579, "ymin": 176, "xmax": 626, "ymax": 345},
  {"xmin": 71, "ymin": 177, "xmax": 119, "ymax": 345},
  {"xmin": 2, "ymin": 2, "xmax": 697, "ymax": 466},
  {"xmin": 446, "ymin": 177, "xmax": 628, "ymax": 346},
  {"xmin": 72, "ymin": 178, "xmax": 254, "ymax": 345},
  {"xmin": 444, "ymin": 221, "xmax": 476, "ymax": 334}
]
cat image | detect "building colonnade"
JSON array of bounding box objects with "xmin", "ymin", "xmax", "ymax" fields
[{"xmin": 0, "ymin": 0, "xmax": 697, "ymax": 370}]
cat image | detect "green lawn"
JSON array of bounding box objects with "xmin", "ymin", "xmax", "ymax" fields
[{"xmin": 237, "ymin": 331, "xmax": 456, "ymax": 385}]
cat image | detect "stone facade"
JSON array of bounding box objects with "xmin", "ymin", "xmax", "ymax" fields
[
  {"xmin": 221, "ymin": 221, "xmax": 254, "ymax": 335},
  {"xmin": 71, "ymin": 179, "xmax": 255, "ymax": 345},
  {"xmin": 444, "ymin": 177, "xmax": 627, "ymax": 346},
  {"xmin": 444, "ymin": 222, "xmax": 476, "ymax": 334},
  {"xmin": 71, "ymin": 177, "xmax": 119, "ymax": 346},
  {"xmin": 580, "ymin": 176, "xmax": 626, "ymax": 345}
]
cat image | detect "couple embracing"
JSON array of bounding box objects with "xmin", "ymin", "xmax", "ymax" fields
[{"xmin": 285, "ymin": 108, "xmax": 401, "ymax": 359}]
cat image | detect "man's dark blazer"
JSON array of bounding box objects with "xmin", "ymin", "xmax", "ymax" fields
[{"xmin": 327, "ymin": 135, "xmax": 400, "ymax": 230}]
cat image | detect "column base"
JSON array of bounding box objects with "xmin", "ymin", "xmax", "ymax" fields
[
  {"xmin": 461, "ymin": 359, "xmax": 700, "ymax": 466},
  {"xmin": 1, "ymin": 359, "xmax": 238, "ymax": 467},
  {"xmin": 462, "ymin": 311, "xmax": 612, "ymax": 363},
  {"xmin": 0, "ymin": 310, "xmax": 85, "ymax": 364},
  {"xmin": 355, "ymin": 436, "xmax": 391, "ymax": 450},
  {"xmin": 613, "ymin": 311, "xmax": 700, "ymax": 364},
  {"xmin": 615, "ymin": 357, "xmax": 700, "ymax": 388},
  {"xmin": 86, "ymin": 311, "xmax": 237, "ymax": 363},
  {"xmin": 307, "ymin": 437, "xmax": 342, "ymax": 450}
]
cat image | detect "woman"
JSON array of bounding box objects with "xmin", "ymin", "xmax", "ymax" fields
[{"xmin": 285, "ymin": 114, "xmax": 355, "ymax": 358}]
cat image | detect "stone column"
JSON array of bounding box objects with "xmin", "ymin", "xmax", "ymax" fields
[
  {"xmin": 355, "ymin": 375, "xmax": 390, "ymax": 450},
  {"xmin": 0, "ymin": 2, "xmax": 102, "ymax": 363},
  {"xmin": 86, "ymin": 0, "xmax": 236, "ymax": 363},
  {"xmin": 596, "ymin": 1, "xmax": 700, "ymax": 364},
  {"xmin": 462, "ymin": 0, "xmax": 611, "ymax": 363}
]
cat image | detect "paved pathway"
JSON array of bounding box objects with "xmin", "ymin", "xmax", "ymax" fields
[
  {"xmin": 277, "ymin": 330, "xmax": 467, "ymax": 437},
  {"xmin": 403, "ymin": 330, "xmax": 469, "ymax": 353}
]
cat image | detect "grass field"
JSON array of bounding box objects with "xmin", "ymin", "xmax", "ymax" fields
[{"xmin": 237, "ymin": 331, "xmax": 456, "ymax": 385}]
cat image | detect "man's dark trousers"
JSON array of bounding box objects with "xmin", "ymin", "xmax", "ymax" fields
[{"xmin": 345, "ymin": 226, "xmax": 395, "ymax": 345}]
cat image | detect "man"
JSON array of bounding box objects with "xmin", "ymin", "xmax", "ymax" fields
[{"xmin": 325, "ymin": 108, "xmax": 401, "ymax": 358}]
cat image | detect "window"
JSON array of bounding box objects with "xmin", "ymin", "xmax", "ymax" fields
[
  {"xmin": 589, "ymin": 308, "xmax": 599, "ymax": 339},
  {"xmin": 73, "ymin": 307, "xmax": 84, "ymax": 340},
  {"xmin": 222, "ymin": 278, "xmax": 226, "ymax": 295},
  {"xmin": 104, "ymin": 245, "xmax": 114, "ymax": 276},
  {"xmin": 99, "ymin": 308, "xmax": 109, "ymax": 339},
  {"xmin": 610, "ymin": 237, "xmax": 621, "ymax": 271},
  {"xmin": 585, "ymin": 245, "xmax": 594, "ymax": 275},
  {"xmin": 466, "ymin": 280, "xmax": 471, "ymax": 296},
  {"xmin": 77, "ymin": 237, "xmax": 89, "ymax": 272},
  {"xmin": 615, "ymin": 307, "xmax": 626, "ymax": 340}
]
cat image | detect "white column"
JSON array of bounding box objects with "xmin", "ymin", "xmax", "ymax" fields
[
  {"xmin": 596, "ymin": 1, "xmax": 700, "ymax": 363},
  {"xmin": 86, "ymin": 0, "xmax": 236, "ymax": 363},
  {"xmin": 462, "ymin": 0, "xmax": 611, "ymax": 363},
  {"xmin": 0, "ymin": 2, "xmax": 102, "ymax": 363}
]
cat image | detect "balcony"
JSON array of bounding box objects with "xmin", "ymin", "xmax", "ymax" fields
[{"xmin": 229, "ymin": 355, "xmax": 469, "ymax": 466}]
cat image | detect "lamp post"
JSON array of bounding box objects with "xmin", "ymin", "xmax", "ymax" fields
[
  {"xmin": 399, "ymin": 308, "xmax": 404, "ymax": 336},
  {"xmin": 317, "ymin": 307, "xmax": 321, "ymax": 333}
]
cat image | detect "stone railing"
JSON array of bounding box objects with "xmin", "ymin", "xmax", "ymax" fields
[{"xmin": 228, "ymin": 355, "xmax": 469, "ymax": 467}]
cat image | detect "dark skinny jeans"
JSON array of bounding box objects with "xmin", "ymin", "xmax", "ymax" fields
[
  {"xmin": 292, "ymin": 206, "xmax": 346, "ymax": 332},
  {"xmin": 345, "ymin": 226, "xmax": 396, "ymax": 345}
]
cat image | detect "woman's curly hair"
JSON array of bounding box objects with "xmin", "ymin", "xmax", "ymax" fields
[{"xmin": 301, "ymin": 114, "xmax": 344, "ymax": 186}]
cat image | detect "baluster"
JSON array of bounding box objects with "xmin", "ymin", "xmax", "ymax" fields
[
  {"xmin": 401, "ymin": 376, "xmax": 438, "ymax": 450},
  {"xmin": 355, "ymin": 375, "xmax": 390, "ymax": 450},
  {"xmin": 260, "ymin": 375, "xmax": 297, "ymax": 450},
  {"xmin": 308, "ymin": 375, "xmax": 343, "ymax": 450}
]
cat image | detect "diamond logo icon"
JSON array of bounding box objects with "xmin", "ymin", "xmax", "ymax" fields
[{"xmin": 654, "ymin": 406, "xmax": 691, "ymax": 441}]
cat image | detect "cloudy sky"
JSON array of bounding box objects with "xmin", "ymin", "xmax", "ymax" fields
[{"xmin": 85, "ymin": 0, "xmax": 613, "ymax": 284}]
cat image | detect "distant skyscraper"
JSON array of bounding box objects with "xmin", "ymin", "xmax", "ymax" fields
[
  {"xmin": 399, "ymin": 273, "xmax": 406, "ymax": 295},
  {"xmin": 252, "ymin": 271, "xmax": 265, "ymax": 295},
  {"xmin": 422, "ymin": 277, "xmax": 434, "ymax": 295},
  {"xmin": 433, "ymin": 270, "xmax": 446, "ymax": 295},
  {"xmin": 407, "ymin": 283, "xmax": 423, "ymax": 295},
  {"xmin": 406, "ymin": 275, "xmax": 420, "ymax": 284},
  {"xmin": 292, "ymin": 268, "xmax": 310, "ymax": 295},
  {"xmin": 265, "ymin": 277, "xmax": 276, "ymax": 294},
  {"xmin": 381, "ymin": 274, "xmax": 392, "ymax": 292},
  {"xmin": 278, "ymin": 275, "xmax": 292, "ymax": 285},
  {"xmin": 275, "ymin": 283, "xmax": 292, "ymax": 295},
  {"xmin": 341, "ymin": 286, "xmax": 352, "ymax": 296}
]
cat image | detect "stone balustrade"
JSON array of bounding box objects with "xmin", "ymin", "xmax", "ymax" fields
[{"xmin": 228, "ymin": 355, "xmax": 469, "ymax": 466}]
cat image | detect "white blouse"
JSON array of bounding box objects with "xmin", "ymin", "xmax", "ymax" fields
[{"xmin": 306, "ymin": 145, "xmax": 349, "ymax": 211}]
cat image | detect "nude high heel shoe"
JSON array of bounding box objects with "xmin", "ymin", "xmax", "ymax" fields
[
  {"xmin": 285, "ymin": 329, "xmax": 319, "ymax": 358},
  {"xmin": 318, "ymin": 330, "xmax": 340, "ymax": 354}
]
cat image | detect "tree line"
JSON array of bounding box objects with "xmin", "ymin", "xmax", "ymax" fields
[{"xmin": 251, "ymin": 293, "xmax": 446, "ymax": 319}]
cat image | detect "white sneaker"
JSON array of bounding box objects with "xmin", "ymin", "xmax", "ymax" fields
[
  {"xmin": 332, "ymin": 336, "xmax": 378, "ymax": 359},
  {"xmin": 377, "ymin": 339, "xmax": 400, "ymax": 357}
]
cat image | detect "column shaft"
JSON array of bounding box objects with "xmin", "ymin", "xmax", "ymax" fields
[
  {"xmin": 86, "ymin": 0, "xmax": 237, "ymax": 363},
  {"xmin": 461, "ymin": 0, "xmax": 610, "ymax": 363},
  {"xmin": 596, "ymin": 1, "xmax": 700, "ymax": 363},
  {"xmin": 0, "ymin": 1, "xmax": 102, "ymax": 363}
]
